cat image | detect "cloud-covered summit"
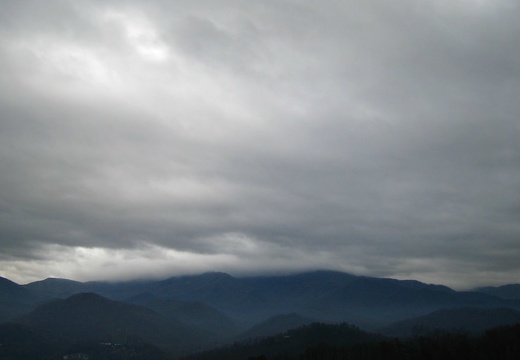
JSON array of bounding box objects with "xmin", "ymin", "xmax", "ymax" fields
[{"xmin": 1, "ymin": 0, "xmax": 519, "ymax": 288}]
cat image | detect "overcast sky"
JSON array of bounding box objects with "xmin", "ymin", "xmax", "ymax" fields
[{"xmin": 1, "ymin": 0, "xmax": 519, "ymax": 289}]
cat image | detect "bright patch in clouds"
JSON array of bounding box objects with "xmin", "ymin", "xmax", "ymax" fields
[
  {"xmin": 0, "ymin": 235, "xmax": 343, "ymax": 284},
  {"xmin": 0, "ymin": 244, "xmax": 232, "ymax": 284},
  {"xmin": 13, "ymin": 39, "xmax": 116, "ymax": 90},
  {"xmin": 103, "ymin": 10, "xmax": 170, "ymax": 62}
]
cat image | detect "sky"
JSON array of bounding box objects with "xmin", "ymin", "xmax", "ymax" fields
[{"xmin": 1, "ymin": 0, "xmax": 519, "ymax": 289}]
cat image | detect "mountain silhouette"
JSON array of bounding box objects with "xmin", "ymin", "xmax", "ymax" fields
[
  {"xmin": 0, "ymin": 276, "xmax": 36, "ymax": 323},
  {"xmin": 17, "ymin": 271, "xmax": 520, "ymax": 330},
  {"xmin": 0, "ymin": 271, "xmax": 519, "ymax": 359},
  {"xmin": 23, "ymin": 277, "xmax": 88, "ymax": 300},
  {"xmin": 12, "ymin": 292, "xmax": 207, "ymax": 356},
  {"xmin": 381, "ymin": 307, "xmax": 520, "ymax": 337},
  {"xmin": 476, "ymin": 284, "xmax": 520, "ymax": 300}
]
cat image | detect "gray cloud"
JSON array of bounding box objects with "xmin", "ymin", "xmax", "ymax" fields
[{"xmin": 1, "ymin": 0, "xmax": 519, "ymax": 288}]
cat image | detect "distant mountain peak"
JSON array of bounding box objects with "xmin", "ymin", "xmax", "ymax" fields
[
  {"xmin": 199, "ymin": 271, "xmax": 234, "ymax": 279},
  {"xmin": 0, "ymin": 276, "xmax": 31, "ymax": 299},
  {"xmin": 475, "ymin": 284, "xmax": 520, "ymax": 300},
  {"xmin": 0, "ymin": 276, "xmax": 21, "ymax": 287},
  {"xmin": 42, "ymin": 277, "xmax": 82, "ymax": 284}
]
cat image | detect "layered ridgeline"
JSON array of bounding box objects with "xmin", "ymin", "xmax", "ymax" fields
[
  {"xmin": 21, "ymin": 271, "xmax": 520, "ymax": 328},
  {"xmin": 0, "ymin": 271, "xmax": 518, "ymax": 358},
  {"xmin": 381, "ymin": 307, "xmax": 520, "ymax": 337},
  {"xmin": 475, "ymin": 284, "xmax": 520, "ymax": 300}
]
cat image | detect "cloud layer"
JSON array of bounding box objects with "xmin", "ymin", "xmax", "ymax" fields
[{"xmin": 1, "ymin": 0, "xmax": 519, "ymax": 288}]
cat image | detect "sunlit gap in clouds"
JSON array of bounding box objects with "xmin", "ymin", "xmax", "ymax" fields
[
  {"xmin": 0, "ymin": 233, "xmax": 346, "ymax": 285},
  {"xmin": 103, "ymin": 10, "xmax": 170, "ymax": 62},
  {"xmin": 1, "ymin": 243, "xmax": 235, "ymax": 284}
]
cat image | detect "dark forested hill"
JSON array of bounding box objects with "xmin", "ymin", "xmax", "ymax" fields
[
  {"xmin": 238, "ymin": 313, "xmax": 316, "ymax": 340},
  {"xmin": 381, "ymin": 307, "xmax": 520, "ymax": 337},
  {"xmin": 185, "ymin": 323, "xmax": 520, "ymax": 360},
  {"xmin": 186, "ymin": 322, "xmax": 381, "ymax": 360},
  {"xmin": 127, "ymin": 294, "xmax": 243, "ymax": 342},
  {"xmin": 0, "ymin": 321, "xmax": 171, "ymax": 360},
  {"xmin": 0, "ymin": 322, "xmax": 61, "ymax": 359},
  {"xmin": 12, "ymin": 292, "xmax": 209, "ymax": 356}
]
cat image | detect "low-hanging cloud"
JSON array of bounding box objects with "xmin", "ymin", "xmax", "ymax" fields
[{"xmin": 1, "ymin": 0, "xmax": 519, "ymax": 289}]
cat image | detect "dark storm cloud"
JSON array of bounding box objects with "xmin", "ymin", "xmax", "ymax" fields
[{"xmin": 1, "ymin": 0, "xmax": 519, "ymax": 288}]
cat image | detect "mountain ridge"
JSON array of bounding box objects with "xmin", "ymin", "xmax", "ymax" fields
[
  {"xmin": 0, "ymin": 276, "xmax": 36, "ymax": 323},
  {"xmin": 1, "ymin": 271, "xmax": 520, "ymax": 358},
  {"xmin": 12, "ymin": 292, "xmax": 212, "ymax": 356},
  {"xmin": 475, "ymin": 284, "xmax": 520, "ymax": 300},
  {"xmin": 6, "ymin": 270, "xmax": 520, "ymax": 329},
  {"xmin": 381, "ymin": 307, "xmax": 520, "ymax": 337}
]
